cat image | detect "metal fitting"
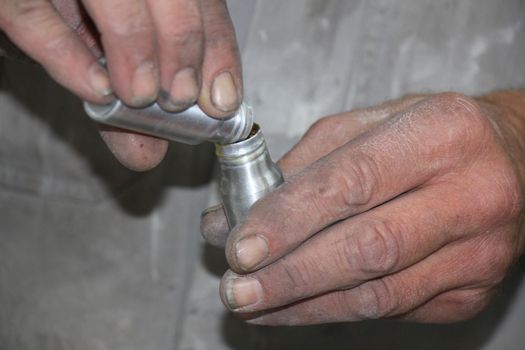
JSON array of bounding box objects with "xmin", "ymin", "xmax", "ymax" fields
[
  {"xmin": 216, "ymin": 124, "xmax": 284, "ymax": 228},
  {"xmin": 84, "ymin": 99, "xmax": 254, "ymax": 145}
]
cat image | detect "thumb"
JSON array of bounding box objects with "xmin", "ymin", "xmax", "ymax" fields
[{"xmin": 201, "ymin": 204, "xmax": 230, "ymax": 248}]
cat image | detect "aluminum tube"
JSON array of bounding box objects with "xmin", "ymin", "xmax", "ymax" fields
[
  {"xmin": 216, "ymin": 125, "xmax": 284, "ymax": 228},
  {"xmin": 84, "ymin": 99, "xmax": 254, "ymax": 145}
]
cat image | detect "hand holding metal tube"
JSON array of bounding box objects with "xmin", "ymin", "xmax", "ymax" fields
[
  {"xmin": 202, "ymin": 92, "xmax": 525, "ymax": 325},
  {"xmin": 0, "ymin": 0, "xmax": 243, "ymax": 171}
]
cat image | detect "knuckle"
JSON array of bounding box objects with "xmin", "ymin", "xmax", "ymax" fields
[
  {"xmin": 436, "ymin": 92, "xmax": 483, "ymax": 122},
  {"xmin": 307, "ymin": 115, "xmax": 345, "ymax": 137},
  {"xmin": 310, "ymin": 156, "xmax": 377, "ymax": 222},
  {"xmin": 473, "ymin": 238, "xmax": 514, "ymax": 286},
  {"xmin": 315, "ymin": 153, "xmax": 379, "ymax": 219},
  {"xmin": 354, "ymin": 279, "xmax": 399, "ymax": 319},
  {"xmin": 342, "ymin": 153, "xmax": 380, "ymax": 208},
  {"xmin": 442, "ymin": 289, "xmax": 492, "ymax": 321},
  {"xmin": 454, "ymin": 236, "xmax": 513, "ymax": 291},
  {"xmin": 481, "ymin": 167, "xmax": 523, "ymax": 223},
  {"xmin": 428, "ymin": 92, "xmax": 492, "ymax": 149},
  {"xmin": 350, "ymin": 218, "xmax": 401, "ymax": 275}
]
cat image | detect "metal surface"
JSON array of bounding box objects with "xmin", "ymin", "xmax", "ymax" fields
[
  {"xmin": 84, "ymin": 99, "xmax": 254, "ymax": 145},
  {"xmin": 216, "ymin": 125, "xmax": 284, "ymax": 228}
]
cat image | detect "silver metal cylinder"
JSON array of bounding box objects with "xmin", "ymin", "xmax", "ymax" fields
[
  {"xmin": 84, "ymin": 99, "xmax": 254, "ymax": 145},
  {"xmin": 216, "ymin": 125, "xmax": 284, "ymax": 228}
]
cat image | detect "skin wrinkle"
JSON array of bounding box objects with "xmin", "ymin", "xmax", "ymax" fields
[
  {"xmin": 459, "ymin": 234, "xmax": 513, "ymax": 288},
  {"xmin": 279, "ymin": 256, "xmax": 316, "ymax": 292},
  {"xmin": 349, "ymin": 220, "xmax": 399, "ymax": 276}
]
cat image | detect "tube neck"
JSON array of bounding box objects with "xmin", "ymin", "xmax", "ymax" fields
[{"xmin": 215, "ymin": 124, "xmax": 266, "ymax": 164}]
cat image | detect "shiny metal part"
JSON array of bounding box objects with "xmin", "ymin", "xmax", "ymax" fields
[
  {"xmin": 85, "ymin": 98, "xmax": 279, "ymax": 228},
  {"xmin": 216, "ymin": 125, "xmax": 284, "ymax": 228},
  {"xmin": 84, "ymin": 99, "xmax": 254, "ymax": 145}
]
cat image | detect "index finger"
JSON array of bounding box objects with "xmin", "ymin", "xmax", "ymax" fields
[{"xmin": 225, "ymin": 93, "xmax": 491, "ymax": 273}]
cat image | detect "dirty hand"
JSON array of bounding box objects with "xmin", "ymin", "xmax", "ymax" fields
[
  {"xmin": 0, "ymin": 0, "xmax": 241, "ymax": 170},
  {"xmin": 202, "ymin": 91, "xmax": 525, "ymax": 325}
]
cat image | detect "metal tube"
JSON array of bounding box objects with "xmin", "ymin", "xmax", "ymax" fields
[
  {"xmin": 216, "ymin": 125, "xmax": 284, "ymax": 228},
  {"xmin": 84, "ymin": 99, "xmax": 254, "ymax": 145},
  {"xmin": 85, "ymin": 98, "xmax": 281, "ymax": 228}
]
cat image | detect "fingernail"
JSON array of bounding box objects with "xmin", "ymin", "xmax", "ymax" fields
[
  {"xmin": 89, "ymin": 63, "xmax": 112, "ymax": 97},
  {"xmin": 224, "ymin": 276, "xmax": 263, "ymax": 310},
  {"xmin": 163, "ymin": 67, "xmax": 199, "ymax": 111},
  {"xmin": 131, "ymin": 61, "xmax": 159, "ymax": 106},
  {"xmin": 235, "ymin": 235, "xmax": 269, "ymax": 271},
  {"xmin": 211, "ymin": 71, "xmax": 239, "ymax": 112}
]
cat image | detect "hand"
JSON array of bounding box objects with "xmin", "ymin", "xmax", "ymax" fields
[
  {"xmin": 0, "ymin": 0, "xmax": 242, "ymax": 170},
  {"xmin": 202, "ymin": 91, "xmax": 525, "ymax": 325}
]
